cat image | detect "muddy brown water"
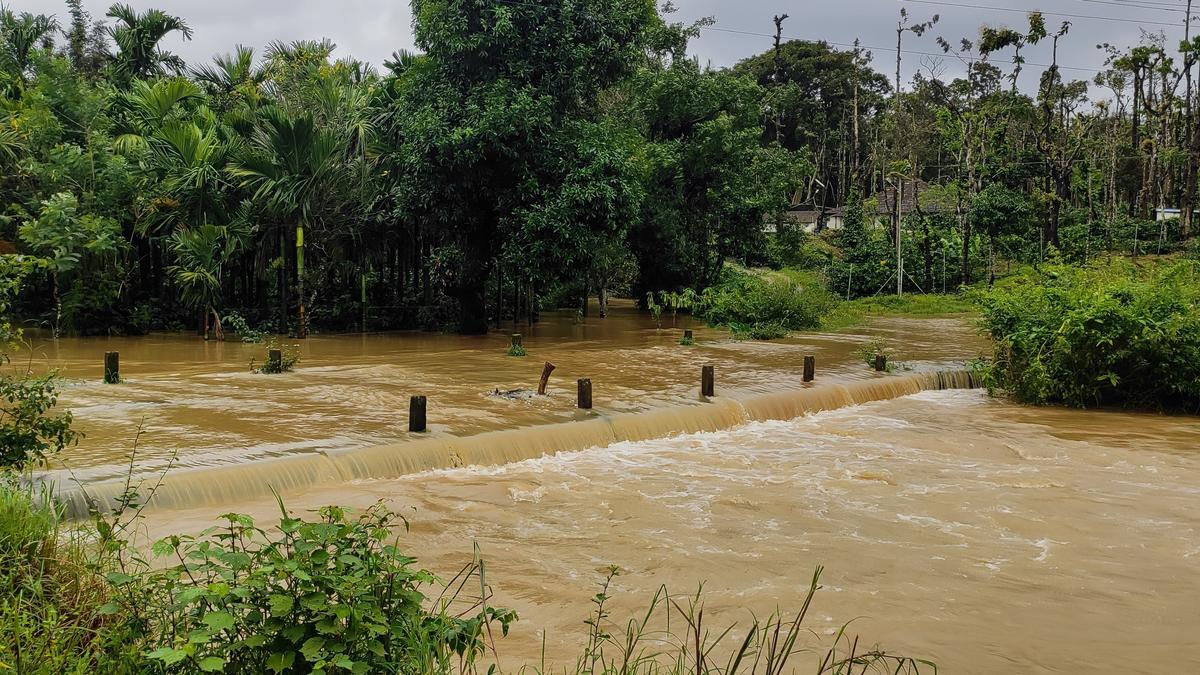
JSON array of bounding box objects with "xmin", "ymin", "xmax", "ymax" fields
[{"xmin": 19, "ymin": 303, "xmax": 1200, "ymax": 673}]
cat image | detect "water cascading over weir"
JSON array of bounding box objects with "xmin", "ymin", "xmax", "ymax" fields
[{"xmin": 56, "ymin": 370, "xmax": 981, "ymax": 517}]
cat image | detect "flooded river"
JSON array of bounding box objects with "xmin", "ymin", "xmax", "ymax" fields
[{"xmin": 19, "ymin": 305, "xmax": 1200, "ymax": 673}]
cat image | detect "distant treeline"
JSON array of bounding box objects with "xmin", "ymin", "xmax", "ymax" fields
[{"xmin": 0, "ymin": 2, "xmax": 1194, "ymax": 336}]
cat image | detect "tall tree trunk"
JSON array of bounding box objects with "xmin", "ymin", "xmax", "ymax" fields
[
  {"xmin": 296, "ymin": 223, "xmax": 307, "ymax": 338},
  {"xmin": 277, "ymin": 225, "xmax": 289, "ymax": 333},
  {"xmin": 456, "ymin": 238, "xmax": 490, "ymax": 335}
]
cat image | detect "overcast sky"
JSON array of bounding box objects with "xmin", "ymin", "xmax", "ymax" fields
[{"xmin": 10, "ymin": 0, "xmax": 1193, "ymax": 95}]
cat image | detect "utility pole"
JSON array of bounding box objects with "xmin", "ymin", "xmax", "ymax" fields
[
  {"xmin": 1184, "ymin": 0, "xmax": 1196, "ymax": 239},
  {"xmin": 896, "ymin": 176, "xmax": 904, "ymax": 296},
  {"xmin": 892, "ymin": 9, "xmax": 937, "ymax": 297}
]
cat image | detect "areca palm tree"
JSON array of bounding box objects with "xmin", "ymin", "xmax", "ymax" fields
[
  {"xmin": 0, "ymin": 10, "xmax": 58, "ymax": 81},
  {"xmin": 112, "ymin": 77, "xmax": 202, "ymax": 155},
  {"xmin": 192, "ymin": 45, "xmax": 266, "ymax": 112},
  {"xmin": 228, "ymin": 105, "xmax": 345, "ymax": 338},
  {"xmin": 104, "ymin": 3, "xmax": 192, "ymax": 85},
  {"xmin": 168, "ymin": 223, "xmax": 247, "ymax": 340},
  {"xmin": 145, "ymin": 118, "xmax": 230, "ymax": 231}
]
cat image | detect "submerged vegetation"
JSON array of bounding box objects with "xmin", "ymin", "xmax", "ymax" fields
[{"xmin": 253, "ymin": 341, "xmax": 300, "ymax": 374}]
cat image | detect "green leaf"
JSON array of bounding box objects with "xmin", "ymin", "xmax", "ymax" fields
[
  {"xmin": 198, "ymin": 656, "xmax": 226, "ymax": 672},
  {"xmin": 266, "ymin": 651, "xmax": 296, "ymax": 673},
  {"xmin": 145, "ymin": 647, "xmax": 189, "ymax": 665},
  {"xmin": 105, "ymin": 571, "xmax": 135, "ymax": 586},
  {"xmin": 202, "ymin": 611, "xmax": 235, "ymax": 633},
  {"xmin": 97, "ymin": 600, "xmax": 121, "ymax": 615},
  {"xmin": 300, "ymin": 592, "xmax": 327, "ymax": 611},
  {"xmin": 269, "ymin": 594, "xmax": 294, "ymax": 615},
  {"xmin": 300, "ymin": 636, "xmax": 325, "ymax": 661},
  {"xmin": 244, "ymin": 634, "xmax": 267, "ymax": 648}
]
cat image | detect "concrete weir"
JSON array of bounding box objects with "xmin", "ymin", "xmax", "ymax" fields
[{"xmin": 57, "ymin": 369, "xmax": 980, "ymax": 518}]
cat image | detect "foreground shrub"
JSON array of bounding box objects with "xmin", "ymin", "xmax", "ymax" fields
[
  {"xmin": 977, "ymin": 261, "xmax": 1200, "ymax": 410},
  {"xmin": 0, "ymin": 480, "xmax": 121, "ymax": 673},
  {"xmin": 117, "ymin": 503, "xmax": 514, "ymax": 674},
  {"xmin": 0, "ymin": 373, "xmax": 79, "ymax": 469},
  {"xmin": 699, "ymin": 268, "xmax": 837, "ymax": 339}
]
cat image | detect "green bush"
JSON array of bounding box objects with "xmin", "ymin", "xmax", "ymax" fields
[
  {"xmin": 123, "ymin": 504, "xmax": 516, "ymax": 674},
  {"xmin": 699, "ymin": 268, "xmax": 836, "ymax": 339},
  {"xmin": 977, "ymin": 261, "xmax": 1200, "ymax": 410},
  {"xmin": 0, "ymin": 373, "xmax": 78, "ymax": 470},
  {"xmin": 0, "ymin": 480, "xmax": 124, "ymax": 673}
]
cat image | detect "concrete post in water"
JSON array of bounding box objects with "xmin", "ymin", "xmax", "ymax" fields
[
  {"xmin": 684, "ymin": 329, "xmax": 693, "ymax": 340},
  {"xmin": 103, "ymin": 351, "xmax": 120, "ymax": 384},
  {"xmin": 268, "ymin": 349, "xmax": 282, "ymax": 370},
  {"xmin": 409, "ymin": 395, "xmax": 427, "ymax": 432},
  {"xmin": 803, "ymin": 355, "xmax": 815, "ymax": 382},
  {"xmin": 701, "ymin": 365, "xmax": 715, "ymax": 397},
  {"xmin": 577, "ymin": 378, "xmax": 592, "ymax": 409},
  {"xmin": 874, "ymin": 354, "xmax": 887, "ymax": 372},
  {"xmin": 511, "ymin": 333, "xmax": 522, "ymax": 349},
  {"xmin": 538, "ymin": 361, "xmax": 556, "ymax": 395}
]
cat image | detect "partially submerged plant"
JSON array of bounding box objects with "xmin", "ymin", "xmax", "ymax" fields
[
  {"xmin": 224, "ymin": 311, "xmax": 267, "ymax": 343},
  {"xmin": 563, "ymin": 565, "xmax": 935, "ymax": 675},
  {"xmin": 858, "ymin": 338, "xmax": 897, "ymax": 372},
  {"xmin": 253, "ymin": 340, "xmax": 300, "ymax": 374}
]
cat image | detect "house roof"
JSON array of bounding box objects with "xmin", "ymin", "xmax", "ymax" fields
[
  {"xmin": 763, "ymin": 205, "xmax": 822, "ymax": 226},
  {"xmin": 826, "ymin": 180, "xmax": 950, "ymax": 217}
]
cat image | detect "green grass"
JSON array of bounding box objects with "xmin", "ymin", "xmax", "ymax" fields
[{"xmin": 822, "ymin": 292, "xmax": 977, "ymax": 330}]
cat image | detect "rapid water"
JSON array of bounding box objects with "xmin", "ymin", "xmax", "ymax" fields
[{"xmin": 142, "ymin": 389, "xmax": 1200, "ymax": 674}]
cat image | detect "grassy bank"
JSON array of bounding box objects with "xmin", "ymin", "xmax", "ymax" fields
[
  {"xmin": 821, "ymin": 293, "xmax": 977, "ymax": 331},
  {"xmin": 693, "ymin": 264, "xmax": 976, "ymax": 338}
]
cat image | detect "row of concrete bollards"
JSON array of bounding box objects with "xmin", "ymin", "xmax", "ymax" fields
[{"xmin": 99, "ymin": 335, "xmax": 890, "ymax": 433}]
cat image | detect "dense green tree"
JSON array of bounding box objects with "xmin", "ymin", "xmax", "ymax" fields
[
  {"xmin": 0, "ymin": 0, "xmax": 1196, "ymax": 340},
  {"xmin": 734, "ymin": 40, "xmax": 890, "ymax": 205},
  {"xmin": 391, "ymin": 0, "xmax": 662, "ymax": 333},
  {"xmin": 626, "ymin": 58, "xmax": 808, "ymax": 294}
]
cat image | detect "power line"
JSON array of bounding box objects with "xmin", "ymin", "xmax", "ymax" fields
[
  {"xmin": 701, "ymin": 26, "xmax": 1104, "ymax": 74},
  {"xmin": 1077, "ymin": 0, "xmax": 1187, "ymax": 13},
  {"xmin": 902, "ymin": 0, "xmax": 1184, "ymax": 27}
]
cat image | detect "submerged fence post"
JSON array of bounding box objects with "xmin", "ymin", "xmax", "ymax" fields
[
  {"xmin": 538, "ymin": 361, "xmax": 556, "ymax": 395},
  {"xmin": 684, "ymin": 329, "xmax": 693, "ymax": 341},
  {"xmin": 511, "ymin": 334, "xmax": 522, "ymax": 349},
  {"xmin": 409, "ymin": 395, "xmax": 427, "ymax": 432},
  {"xmin": 874, "ymin": 354, "xmax": 887, "ymax": 372},
  {"xmin": 268, "ymin": 349, "xmax": 282, "ymax": 370},
  {"xmin": 577, "ymin": 378, "xmax": 592, "ymax": 409},
  {"xmin": 103, "ymin": 351, "xmax": 119, "ymax": 384},
  {"xmin": 701, "ymin": 365, "xmax": 715, "ymax": 397},
  {"xmin": 803, "ymin": 355, "xmax": 815, "ymax": 382}
]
